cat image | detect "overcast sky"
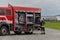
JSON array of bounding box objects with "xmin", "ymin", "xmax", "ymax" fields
[{"xmin": 0, "ymin": 0, "xmax": 60, "ymax": 16}]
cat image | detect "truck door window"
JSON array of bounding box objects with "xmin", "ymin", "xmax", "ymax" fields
[
  {"xmin": 6, "ymin": 9, "xmax": 11, "ymax": 15},
  {"xmin": 18, "ymin": 12, "xmax": 25, "ymax": 23},
  {"xmin": 15, "ymin": 11, "xmax": 25, "ymax": 23},
  {"xmin": 0, "ymin": 9, "xmax": 4, "ymax": 15},
  {"xmin": 35, "ymin": 13, "xmax": 40, "ymax": 24}
]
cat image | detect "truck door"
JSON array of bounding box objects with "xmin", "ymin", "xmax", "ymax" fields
[
  {"xmin": 15, "ymin": 11, "xmax": 26, "ymax": 32},
  {"xmin": 34, "ymin": 13, "xmax": 41, "ymax": 30},
  {"xmin": 26, "ymin": 12, "xmax": 34, "ymax": 33}
]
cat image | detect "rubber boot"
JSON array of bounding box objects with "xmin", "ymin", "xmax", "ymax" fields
[{"xmin": 41, "ymin": 27, "xmax": 45, "ymax": 34}]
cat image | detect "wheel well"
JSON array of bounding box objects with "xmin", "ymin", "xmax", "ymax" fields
[{"xmin": 1, "ymin": 24, "xmax": 10, "ymax": 30}]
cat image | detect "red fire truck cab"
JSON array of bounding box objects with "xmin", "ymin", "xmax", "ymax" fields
[{"xmin": 0, "ymin": 4, "xmax": 42, "ymax": 35}]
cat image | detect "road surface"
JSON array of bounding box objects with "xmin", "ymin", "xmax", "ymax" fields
[{"xmin": 0, "ymin": 28, "xmax": 60, "ymax": 40}]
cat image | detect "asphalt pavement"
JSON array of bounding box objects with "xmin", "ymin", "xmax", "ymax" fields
[{"xmin": 0, "ymin": 28, "xmax": 60, "ymax": 40}]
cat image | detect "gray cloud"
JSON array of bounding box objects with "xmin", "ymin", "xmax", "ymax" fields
[
  {"xmin": 0, "ymin": 0, "xmax": 60, "ymax": 16},
  {"xmin": 0, "ymin": 0, "xmax": 8, "ymax": 6}
]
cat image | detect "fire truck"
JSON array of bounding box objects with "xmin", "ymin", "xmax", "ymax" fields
[{"xmin": 0, "ymin": 4, "xmax": 45, "ymax": 35}]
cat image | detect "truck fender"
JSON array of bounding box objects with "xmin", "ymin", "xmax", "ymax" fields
[{"xmin": 0, "ymin": 22, "xmax": 10, "ymax": 31}]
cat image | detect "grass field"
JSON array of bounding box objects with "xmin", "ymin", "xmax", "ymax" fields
[{"xmin": 44, "ymin": 21, "xmax": 60, "ymax": 30}]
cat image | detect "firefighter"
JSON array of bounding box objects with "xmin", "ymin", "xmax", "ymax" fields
[{"xmin": 40, "ymin": 18, "xmax": 45, "ymax": 34}]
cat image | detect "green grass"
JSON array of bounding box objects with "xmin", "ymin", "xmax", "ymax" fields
[{"xmin": 44, "ymin": 21, "xmax": 60, "ymax": 30}]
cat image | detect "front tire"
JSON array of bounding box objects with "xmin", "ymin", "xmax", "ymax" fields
[{"xmin": 0, "ymin": 26, "xmax": 9, "ymax": 36}]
